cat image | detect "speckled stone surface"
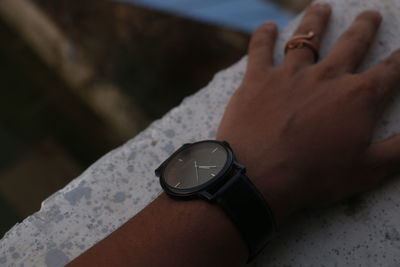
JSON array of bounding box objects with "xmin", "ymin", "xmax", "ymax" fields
[{"xmin": 2, "ymin": 0, "xmax": 400, "ymax": 266}]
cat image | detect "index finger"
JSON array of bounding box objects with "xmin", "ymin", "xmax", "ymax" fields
[{"xmin": 247, "ymin": 22, "xmax": 278, "ymax": 71}]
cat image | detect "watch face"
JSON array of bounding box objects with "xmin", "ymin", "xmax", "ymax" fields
[{"xmin": 162, "ymin": 142, "xmax": 230, "ymax": 191}]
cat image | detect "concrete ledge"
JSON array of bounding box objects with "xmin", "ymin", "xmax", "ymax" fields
[{"xmin": 2, "ymin": 0, "xmax": 400, "ymax": 266}]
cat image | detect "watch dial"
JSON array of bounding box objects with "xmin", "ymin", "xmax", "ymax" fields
[{"xmin": 163, "ymin": 142, "xmax": 229, "ymax": 190}]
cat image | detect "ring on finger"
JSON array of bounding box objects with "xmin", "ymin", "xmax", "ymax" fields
[{"xmin": 284, "ymin": 31, "xmax": 320, "ymax": 62}]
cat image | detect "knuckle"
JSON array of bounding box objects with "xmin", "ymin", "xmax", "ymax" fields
[
  {"xmin": 349, "ymin": 78, "xmax": 379, "ymax": 100},
  {"xmin": 282, "ymin": 63, "xmax": 302, "ymax": 77},
  {"xmin": 244, "ymin": 67, "xmax": 268, "ymax": 82},
  {"xmin": 356, "ymin": 79, "xmax": 375, "ymax": 91},
  {"xmin": 354, "ymin": 35, "xmax": 369, "ymax": 46},
  {"xmin": 249, "ymin": 37, "xmax": 267, "ymax": 52},
  {"xmin": 343, "ymin": 29, "xmax": 365, "ymax": 43},
  {"xmin": 316, "ymin": 63, "xmax": 339, "ymax": 79},
  {"xmin": 342, "ymin": 30, "xmax": 371, "ymax": 49}
]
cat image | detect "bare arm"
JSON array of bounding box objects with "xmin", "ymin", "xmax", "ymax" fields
[
  {"xmin": 68, "ymin": 193, "xmax": 247, "ymax": 267},
  {"xmin": 69, "ymin": 3, "xmax": 400, "ymax": 266}
]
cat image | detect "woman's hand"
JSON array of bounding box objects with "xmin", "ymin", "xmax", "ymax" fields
[{"xmin": 217, "ymin": 3, "xmax": 400, "ymax": 224}]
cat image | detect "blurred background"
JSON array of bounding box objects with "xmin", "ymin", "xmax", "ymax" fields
[{"xmin": 0, "ymin": 0, "xmax": 310, "ymax": 237}]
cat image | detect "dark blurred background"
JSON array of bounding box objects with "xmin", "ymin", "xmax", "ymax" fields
[{"xmin": 0, "ymin": 0, "xmax": 310, "ymax": 237}]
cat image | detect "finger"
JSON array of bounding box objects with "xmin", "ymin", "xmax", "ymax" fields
[
  {"xmin": 248, "ymin": 22, "xmax": 278, "ymax": 71},
  {"xmin": 322, "ymin": 10, "xmax": 382, "ymax": 74},
  {"xmin": 367, "ymin": 133, "xmax": 400, "ymax": 173},
  {"xmin": 283, "ymin": 2, "xmax": 331, "ymax": 70},
  {"xmin": 362, "ymin": 49, "xmax": 400, "ymax": 95},
  {"xmin": 354, "ymin": 49, "xmax": 400, "ymax": 118}
]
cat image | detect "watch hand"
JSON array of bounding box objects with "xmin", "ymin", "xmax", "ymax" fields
[
  {"xmin": 194, "ymin": 161, "xmax": 199, "ymax": 183},
  {"xmin": 198, "ymin": 166, "xmax": 217, "ymax": 169}
]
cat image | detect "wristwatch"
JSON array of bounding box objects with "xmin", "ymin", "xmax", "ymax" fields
[{"xmin": 155, "ymin": 140, "xmax": 277, "ymax": 262}]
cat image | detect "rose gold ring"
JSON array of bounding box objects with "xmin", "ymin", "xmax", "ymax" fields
[{"xmin": 284, "ymin": 31, "xmax": 319, "ymax": 62}]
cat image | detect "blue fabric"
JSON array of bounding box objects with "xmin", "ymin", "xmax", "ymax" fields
[{"xmin": 115, "ymin": 0, "xmax": 293, "ymax": 33}]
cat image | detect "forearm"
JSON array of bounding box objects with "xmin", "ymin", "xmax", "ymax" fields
[
  {"xmin": 66, "ymin": 3, "xmax": 400, "ymax": 266},
  {"xmin": 68, "ymin": 193, "xmax": 247, "ymax": 267}
]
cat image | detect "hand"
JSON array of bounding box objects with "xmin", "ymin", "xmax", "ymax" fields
[{"xmin": 217, "ymin": 3, "xmax": 400, "ymax": 224}]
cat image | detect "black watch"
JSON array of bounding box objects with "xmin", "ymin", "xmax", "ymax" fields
[{"xmin": 155, "ymin": 140, "xmax": 277, "ymax": 262}]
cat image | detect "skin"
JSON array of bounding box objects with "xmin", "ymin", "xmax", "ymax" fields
[{"xmin": 69, "ymin": 3, "xmax": 400, "ymax": 267}]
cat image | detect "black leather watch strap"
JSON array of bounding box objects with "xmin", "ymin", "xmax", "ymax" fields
[{"xmin": 215, "ymin": 170, "xmax": 276, "ymax": 262}]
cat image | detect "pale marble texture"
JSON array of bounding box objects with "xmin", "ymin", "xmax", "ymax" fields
[{"xmin": 2, "ymin": 0, "xmax": 400, "ymax": 266}]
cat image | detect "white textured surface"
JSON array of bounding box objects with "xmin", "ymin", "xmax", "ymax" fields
[{"xmin": 2, "ymin": 0, "xmax": 400, "ymax": 266}]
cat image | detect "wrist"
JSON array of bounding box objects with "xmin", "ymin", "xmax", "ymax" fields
[
  {"xmin": 248, "ymin": 163, "xmax": 302, "ymax": 225},
  {"xmin": 221, "ymin": 138, "xmax": 303, "ymax": 225}
]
